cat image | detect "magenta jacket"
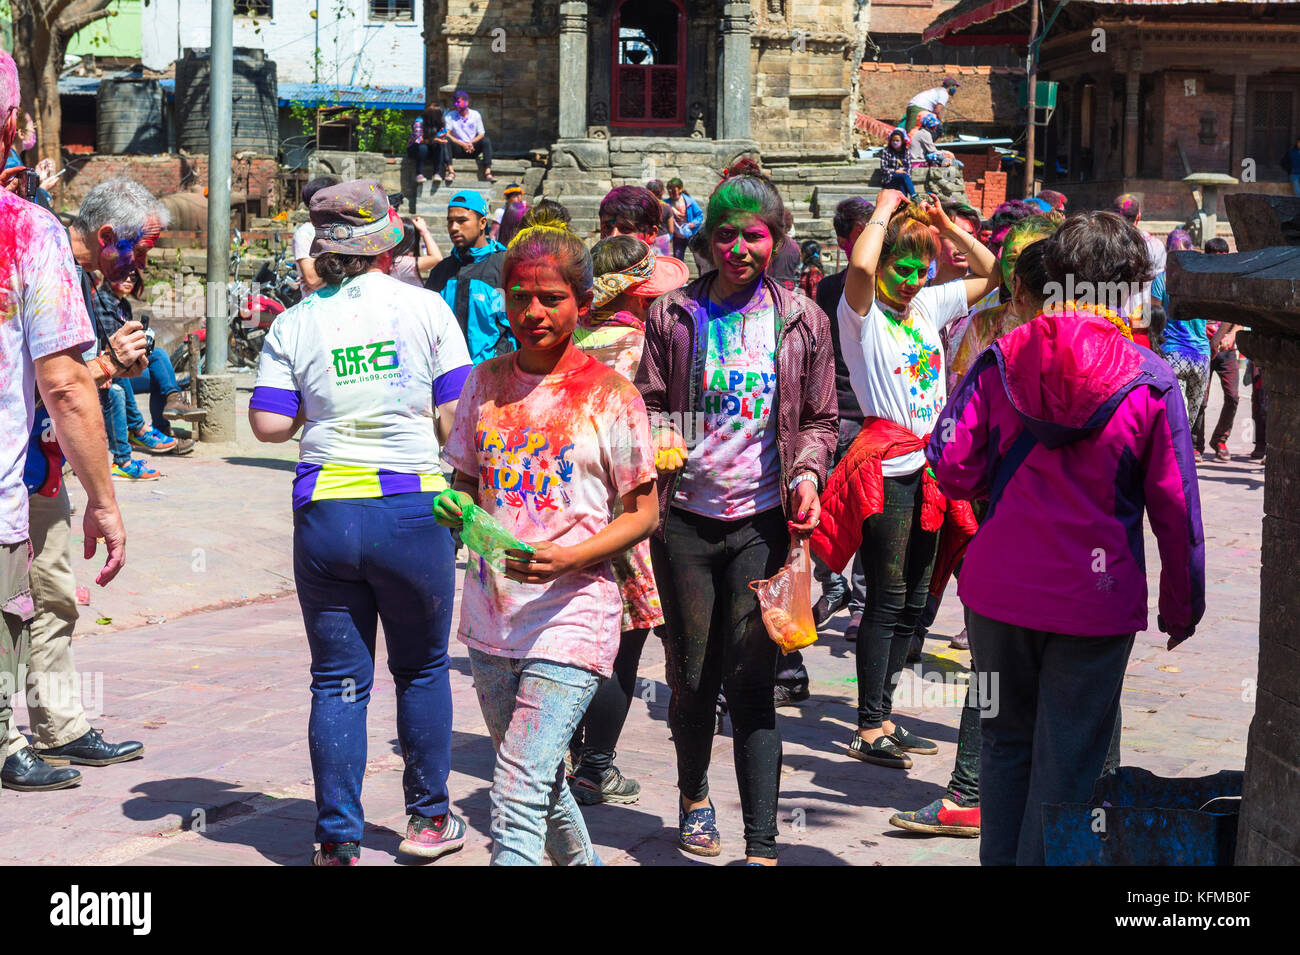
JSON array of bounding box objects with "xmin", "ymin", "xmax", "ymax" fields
[{"xmin": 926, "ymin": 310, "xmax": 1205, "ymax": 648}]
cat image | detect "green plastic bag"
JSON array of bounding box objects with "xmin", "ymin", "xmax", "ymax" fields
[{"xmin": 458, "ymin": 500, "xmax": 534, "ymax": 572}]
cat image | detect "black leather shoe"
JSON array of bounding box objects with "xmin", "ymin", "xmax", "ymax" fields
[
  {"xmin": 36, "ymin": 729, "xmax": 144, "ymax": 767},
  {"xmin": 2, "ymin": 746, "xmax": 82, "ymax": 791},
  {"xmin": 774, "ymin": 683, "xmax": 810, "ymax": 707}
]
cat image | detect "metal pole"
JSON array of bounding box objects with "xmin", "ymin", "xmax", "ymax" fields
[
  {"xmin": 205, "ymin": 0, "xmax": 232, "ymax": 374},
  {"xmin": 314, "ymin": 0, "xmax": 320, "ymax": 84},
  {"xmin": 1024, "ymin": 0, "xmax": 1039, "ymax": 198}
]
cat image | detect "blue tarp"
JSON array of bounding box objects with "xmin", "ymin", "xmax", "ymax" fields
[
  {"xmin": 61, "ymin": 74, "xmax": 424, "ymax": 111},
  {"xmin": 277, "ymin": 83, "xmax": 425, "ymax": 110}
]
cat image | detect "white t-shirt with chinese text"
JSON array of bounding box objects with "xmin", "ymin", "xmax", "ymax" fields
[
  {"xmin": 443, "ymin": 351, "xmax": 656, "ymax": 678},
  {"xmin": 0, "ymin": 196, "xmax": 96, "ymax": 544},
  {"xmin": 251, "ymin": 270, "xmax": 472, "ymax": 509},
  {"xmin": 673, "ymin": 300, "xmax": 782, "ymax": 519},
  {"xmin": 838, "ymin": 279, "xmax": 968, "ymax": 477}
]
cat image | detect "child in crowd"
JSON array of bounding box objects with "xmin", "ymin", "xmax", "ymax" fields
[
  {"xmin": 389, "ymin": 217, "xmax": 443, "ymax": 288},
  {"xmin": 566, "ymin": 235, "xmax": 687, "ymax": 806},
  {"xmin": 434, "ymin": 214, "xmax": 658, "ymax": 865},
  {"xmin": 812, "ymin": 188, "xmax": 997, "ymax": 771},
  {"xmin": 879, "ymin": 129, "xmax": 916, "ymax": 198},
  {"xmin": 637, "ymin": 167, "xmax": 838, "ymax": 864}
]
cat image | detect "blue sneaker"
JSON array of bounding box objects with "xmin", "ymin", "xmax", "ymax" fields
[
  {"xmin": 129, "ymin": 427, "xmax": 177, "ymax": 453},
  {"xmin": 110, "ymin": 459, "xmax": 162, "ymax": 481}
]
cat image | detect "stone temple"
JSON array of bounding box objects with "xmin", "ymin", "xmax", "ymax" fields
[{"xmin": 421, "ymin": 0, "xmax": 874, "ymax": 239}]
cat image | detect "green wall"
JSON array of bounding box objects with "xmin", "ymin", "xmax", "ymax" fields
[{"xmin": 66, "ymin": 0, "xmax": 142, "ymax": 59}]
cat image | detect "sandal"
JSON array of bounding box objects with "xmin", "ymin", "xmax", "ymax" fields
[
  {"xmin": 678, "ymin": 798, "xmax": 722, "ymax": 857},
  {"xmin": 444, "ymin": 167, "xmax": 456, "ymax": 183}
]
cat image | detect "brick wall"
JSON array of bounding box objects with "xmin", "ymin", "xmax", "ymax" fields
[
  {"xmin": 61, "ymin": 153, "xmax": 278, "ymax": 211},
  {"xmin": 858, "ymin": 63, "xmax": 1022, "ymax": 125},
  {"xmin": 961, "ymin": 168, "xmax": 1008, "ymax": 220},
  {"xmin": 1159, "ymin": 73, "xmax": 1233, "ymax": 179}
]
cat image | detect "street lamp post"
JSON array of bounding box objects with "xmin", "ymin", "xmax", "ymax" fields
[{"xmin": 199, "ymin": 0, "xmax": 236, "ymax": 441}]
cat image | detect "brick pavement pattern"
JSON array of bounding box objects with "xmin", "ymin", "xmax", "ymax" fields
[{"xmin": 0, "ymin": 378, "xmax": 1261, "ymax": 865}]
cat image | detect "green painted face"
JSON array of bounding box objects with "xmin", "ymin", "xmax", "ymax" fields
[
  {"xmin": 1000, "ymin": 231, "xmax": 1048, "ymax": 288},
  {"xmin": 878, "ymin": 253, "xmax": 928, "ymax": 305}
]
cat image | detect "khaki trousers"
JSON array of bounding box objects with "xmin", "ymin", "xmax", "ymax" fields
[
  {"xmin": 5, "ymin": 486, "xmax": 91, "ymax": 756},
  {"xmin": 0, "ymin": 541, "xmax": 32, "ymax": 747}
]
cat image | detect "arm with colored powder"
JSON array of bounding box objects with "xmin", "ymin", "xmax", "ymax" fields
[
  {"xmin": 502, "ymin": 480, "xmax": 658, "ymax": 584},
  {"xmin": 788, "ymin": 301, "xmax": 839, "ymax": 532},
  {"xmin": 632, "ymin": 299, "xmax": 687, "ymax": 473},
  {"xmin": 842, "ymin": 188, "xmax": 907, "ymax": 319},
  {"xmin": 919, "ymin": 194, "xmax": 999, "ymax": 307},
  {"xmin": 927, "ymin": 356, "xmax": 996, "ymax": 501}
]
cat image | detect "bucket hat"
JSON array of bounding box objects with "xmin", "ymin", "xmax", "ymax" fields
[{"xmin": 309, "ymin": 179, "xmax": 404, "ymax": 256}]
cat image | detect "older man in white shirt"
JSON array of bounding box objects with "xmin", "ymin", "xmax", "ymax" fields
[{"xmin": 442, "ymin": 91, "xmax": 495, "ymax": 183}]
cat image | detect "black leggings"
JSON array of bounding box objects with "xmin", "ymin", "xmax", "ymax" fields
[
  {"xmin": 570, "ymin": 626, "xmax": 652, "ymax": 774},
  {"xmin": 856, "ymin": 469, "xmax": 938, "ymax": 729},
  {"xmin": 651, "ymin": 506, "xmax": 787, "ymax": 859}
]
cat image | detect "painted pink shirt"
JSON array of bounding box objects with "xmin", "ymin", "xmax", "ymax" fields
[
  {"xmin": 444, "ymin": 350, "xmax": 656, "ymax": 677},
  {"xmin": 0, "ymin": 193, "xmax": 95, "ymax": 544}
]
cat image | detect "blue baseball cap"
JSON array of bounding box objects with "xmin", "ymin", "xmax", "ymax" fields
[{"xmin": 447, "ymin": 190, "xmax": 488, "ymax": 217}]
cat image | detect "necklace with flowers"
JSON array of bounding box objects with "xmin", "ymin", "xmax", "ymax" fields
[{"xmin": 1044, "ymin": 299, "xmax": 1134, "ymax": 341}]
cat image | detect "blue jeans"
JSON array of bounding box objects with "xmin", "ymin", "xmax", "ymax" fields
[
  {"xmin": 467, "ymin": 649, "xmax": 601, "ymax": 866},
  {"xmin": 127, "ymin": 349, "xmax": 181, "ymax": 432},
  {"xmin": 882, "ymin": 172, "xmax": 917, "ymax": 197},
  {"xmin": 1290, "ymin": 173, "xmax": 1300, "ymax": 197},
  {"xmin": 293, "ymin": 493, "xmax": 457, "ymax": 845},
  {"xmin": 100, "ymin": 384, "xmax": 145, "ymax": 465}
]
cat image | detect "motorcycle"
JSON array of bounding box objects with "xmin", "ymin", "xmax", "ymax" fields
[{"xmin": 171, "ymin": 229, "xmax": 302, "ymax": 374}]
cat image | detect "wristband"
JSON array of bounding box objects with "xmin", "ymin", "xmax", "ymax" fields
[
  {"xmin": 788, "ymin": 471, "xmax": 818, "ymax": 492},
  {"xmin": 866, "ymin": 220, "xmax": 888, "ymax": 229},
  {"xmin": 94, "ymin": 354, "xmax": 115, "ymax": 381}
]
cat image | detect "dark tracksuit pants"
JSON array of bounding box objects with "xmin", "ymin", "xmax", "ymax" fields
[{"xmin": 966, "ymin": 610, "xmax": 1133, "ymax": 865}]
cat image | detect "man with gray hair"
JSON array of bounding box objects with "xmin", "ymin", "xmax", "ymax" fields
[{"xmin": 0, "ymin": 49, "xmax": 134, "ymax": 793}]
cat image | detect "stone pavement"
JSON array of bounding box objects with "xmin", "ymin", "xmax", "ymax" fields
[{"xmin": 0, "ymin": 373, "xmax": 1263, "ymax": 865}]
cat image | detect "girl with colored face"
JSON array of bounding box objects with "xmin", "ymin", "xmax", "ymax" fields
[
  {"xmin": 710, "ymin": 210, "xmax": 774, "ymax": 295},
  {"xmin": 504, "ymin": 258, "xmax": 590, "ymax": 374},
  {"xmin": 876, "ymin": 251, "xmax": 931, "ymax": 311},
  {"xmin": 635, "ymin": 170, "xmax": 840, "ymax": 865},
  {"xmin": 434, "ymin": 216, "xmax": 659, "ymax": 865},
  {"xmin": 836, "ymin": 188, "xmax": 1001, "ymax": 774}
]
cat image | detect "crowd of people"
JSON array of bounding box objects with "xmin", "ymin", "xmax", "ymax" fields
[{"xmin": 3, "ymin": 37, "xmax": 1251, "ymax": 864}]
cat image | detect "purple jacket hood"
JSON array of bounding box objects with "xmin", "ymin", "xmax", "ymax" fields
[{"xmin": 994, "ymin": 312, "xmax": 1147, "ymax": 448}]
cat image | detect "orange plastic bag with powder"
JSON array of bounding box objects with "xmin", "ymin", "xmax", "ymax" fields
[{"xmin": 750, "ymin": 542, "xmax": 818, "ymax": 654}]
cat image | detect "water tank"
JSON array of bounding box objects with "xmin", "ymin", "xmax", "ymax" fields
[
  {"xmin": 96, "ymin": 77, "xmax": 166, "ymax": 154},
  {"xmin": 176, "ymin": 46, "xmax": 278, "ymax": 155}
]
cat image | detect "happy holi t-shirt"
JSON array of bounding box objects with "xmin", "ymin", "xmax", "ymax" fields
[
  {"xmin": 0, "ymin": 195, "xmax": 96, "ymax": 545},
  {"xmin": 443, "ymin": 351, "xmax": 656, "ymax": 678},
  {"xmin": 251, "ymin": 271, "xmax": 472, "ymax": 509},
  {"xmin": 673, "ymin": 299, "xmax": 782, "ymax": 519},
  {"xmin": 837, "ymin": 279, "xmax": 968, "ymax": 477}
]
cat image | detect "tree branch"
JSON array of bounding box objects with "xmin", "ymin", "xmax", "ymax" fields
[{"xmin": 55, "ymin": 4, "xmax": 114, "ymax": 42}]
